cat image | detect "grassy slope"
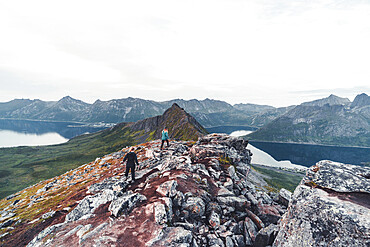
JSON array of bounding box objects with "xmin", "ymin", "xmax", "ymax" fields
[
  {"xmin": 0, "ymin": 124, "xmax": 139, "ymax": 199},
  {"xmin": 250, "ymin": 165, "xmax": 304, "ymax": 192}
]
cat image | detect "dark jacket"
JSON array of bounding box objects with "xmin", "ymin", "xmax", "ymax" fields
[{"xmin": 123, "ymin": 152, "xmax": 139, "ymax": 167}]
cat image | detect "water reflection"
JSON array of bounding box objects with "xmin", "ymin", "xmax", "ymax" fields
[
  {"xmin": 0, "ymin": 130, "xmax": 68, "ymax": 147},
  {"xmin": 0, "ymin": 119, "xmax": 106, "ymax": 147}
]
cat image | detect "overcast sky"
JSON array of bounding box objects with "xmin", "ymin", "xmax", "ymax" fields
[{"xmin": 0, "ymin": 0, "xmax": 369, "ymax": 107}]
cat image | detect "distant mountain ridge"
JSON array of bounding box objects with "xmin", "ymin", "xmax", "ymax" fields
[
  {"xmin": 301, "ymin": 94, "xmax": 350, "ymax": 107},
  {"xmin": 247, "ymin": 93, "xmax": 370, "ymax": 147},
  {"xmin": 0, "ymin": 96, "xmax": 287, "ymax": 128}
]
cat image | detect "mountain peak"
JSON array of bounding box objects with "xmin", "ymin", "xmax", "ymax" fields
[
  {"xmin": 59, "ymin": 96, "xmax": 74, "ymax": 101},
  {"xmin": 351, "ymin": 93, "xmax": 370, "ymax": 108},
  {"xmin": 130, "ymin": 104, "xmax": 208, "ymax": 142},
  {"xmin": 169, "ymin": 102, "xmax": 181, "ymax": 109},
  {"xmin": 301, "ymin": 94, "xmax": 350, "ymax": 107}
]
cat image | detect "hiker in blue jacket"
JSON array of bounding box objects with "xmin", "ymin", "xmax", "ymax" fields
[
  {"xmin": 122, "ymin": 147, "xmax": 139, "ymax": 182},
  {"xmin": 161, "ymin": 127, "xmax": 170, "ymax": 150}
]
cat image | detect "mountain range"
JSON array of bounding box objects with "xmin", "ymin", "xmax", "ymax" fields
[
  {"xmin": 0, "ymin": 96, "xmax": 292, "ymax": 128},
  {"xmin": 247, "ymin": 94, "xmax": 370, "ymax": 147},
  {"xmin": 1, "ymin": 93, "xmax": 369, "ymax": 147}
]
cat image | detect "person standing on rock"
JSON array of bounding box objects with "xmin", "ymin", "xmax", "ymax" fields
[
  {"xmin": 122, "ymin": 147, "xmax": 139, "ymax": 182},
  {"xmin": 161, "ymin": 127, "xmax": 170, "ymax": 150}
]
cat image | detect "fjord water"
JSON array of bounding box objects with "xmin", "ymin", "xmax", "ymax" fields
[
  {"xmin": 250, "ymin": 141, "xmax": 370, "ymax": 167},
  {"xmin": 212, "ymin": 127, "xmax": 370, "ymax": 167},
  {"xmin": 0, "ymin": 119, "xmax": 106, "ymax": 147},
  {"xmin": 0, "ymin": 130, "xmax": 68, "ymax": 148}
]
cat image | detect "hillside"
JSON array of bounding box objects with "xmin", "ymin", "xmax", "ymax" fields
[
  {"xmin": 247, "ymin": 93, "xmax": 370, "ymax": 147},
  {"xmin": 0, "ymin": 104, "xmax": 207, "ymax": 199},
  {"xmin": 1, "ymin": 134, "xmax": 368, "ymax": 246},
  {"xmin": 0, "ymin": 97, "xmax": 283, "ymax": 128},
  {"xmin": 0, "ymin": 134, "xmax": 282, "ymax": 247}
]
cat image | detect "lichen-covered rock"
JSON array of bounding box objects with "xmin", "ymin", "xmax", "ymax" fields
[
  {"xmin": 27, "ymin": 223, "xmax": 65, "ymax": 247},
  {"xmin": 154, "ymin": 202, "xmax": 168, "ymax": 225},
  {"xmin": 208, "ymin": 211, "xmax": 220, "ymax": 229},
  {"xmin": 88, "ymin": 177, "xmax": 128, "ymax": 194},
  {"xmin": 278, "ymin": 188, "xmax": 292, "ymax": 207},
  {"xmin": 66, "ymin": 189, "xmax": 116, "ymax": 222},
  {"xmin": 207, "ymin": 233, "xmax": 225, "ymax": 247},
  {"xmin": 254, "ymin": 224, "xmax": 279, "ymax": 247},
  {"xmin": 305, "ymin": 160, "xmax": 370, "ymax": 193},
  {"xmin": 274, "ymin": 160, "xmax": 370, "ymax": 247},
  {"xmin": 217, "ymin": 195, "xmax": 249, "ymax": 210},
  {"xmin": 156, "ymin": 180, "xmax": 178, "ymax": 198},
  {"xmin": 109, "ymin": 191, "xmax": 146, "ymax": 217},
  {"xmin": 183, "ymin": 197, "xmax": 206, "ymax": 219},
  {"xmin": 147, "ymin": 227, "xmax": 193, "ymax": 246},
  {"xmin": 244, "ymin": 217, "xmax": 258, "ymax": 242}
]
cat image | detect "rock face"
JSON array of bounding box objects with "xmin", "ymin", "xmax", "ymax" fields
[
  {"xmin": 0, "ymin": 134, "xmax": 290, "ymax": 247},
  {"xmin": 274, "ymin": 160, "xmax": 370, "ymax": 247}
]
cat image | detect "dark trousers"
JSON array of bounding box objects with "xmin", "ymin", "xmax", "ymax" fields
[
  {"xmin": 161, "ymin": 139, "xmax": 169, "ymax": 149},
  {"xmin": 125, "ymin": 164, "xmax": 135, "ymax": 180}
]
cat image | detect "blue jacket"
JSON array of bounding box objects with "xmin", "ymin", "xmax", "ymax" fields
[{"xmin": 162, "ymin": 130, "xmax": 169, "ymax": 140}]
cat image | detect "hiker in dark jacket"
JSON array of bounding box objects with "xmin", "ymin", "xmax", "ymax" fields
[
  {"xmin": 161, "ymin": 127, "xmax": 170, "ymax": 150},
  {"xmin": 122, "ymin": 147, "xmax": 139, "ymax": 181}
]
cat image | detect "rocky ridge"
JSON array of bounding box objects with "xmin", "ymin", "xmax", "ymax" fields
[
  {"xmin": 274, "ymin": 160, "xmax": 370, "ymax": 246},
  {"xmin": 1, "ymin": 134, "xmax": 369, "ymax": 246},
  {"xmin": 0, "ymin": 134, "xmax": 290, "ymax": 246}
]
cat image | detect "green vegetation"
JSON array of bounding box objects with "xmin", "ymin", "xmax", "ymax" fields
[
  {"xmin": 0, "ymin": 104, "xmax": 208, "ymax": 199},
  {"xmin": 251, "ymin": 165, "xmax": 304, "ymax": 192},
  {"xmin": 0, "ymin": 124, "xmax": 137, "ymax": 199}
]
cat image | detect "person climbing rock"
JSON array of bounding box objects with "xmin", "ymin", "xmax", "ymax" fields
[
  {"xmin": 122, "ymin": 147, "xmax": 139, "ymax": 182},
  {"xmin": 161, "ymin": 127, "xmax": 170, "ymax": 150}
]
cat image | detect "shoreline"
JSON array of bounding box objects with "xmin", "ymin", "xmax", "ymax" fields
[{"xmin": 248, "ymin": 139, "xmax": 370, "ymax": 149}]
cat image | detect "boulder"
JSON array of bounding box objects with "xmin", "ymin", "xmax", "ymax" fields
[
  {"xmin": 274, "ymin": 161, "xmax": 370, "ymax": 247},
  {"xmin": 156, "ymin": 180, "xmax": 178, "ymax": 198},
  {"xmin": 225, "ymin": 236, "xmax": 234, "ymax": 247},
  {"xmin": 228, "ymin": 166, "xmax": 239, "ymax": 181},
  {"xmin": 217, "ymin": 196, "xmax": 249, "ymax": 210},
  {"xmin": 245, "ymin": 192, "xmax": 258, "ymax": 206},
  {"xmin": 208, "ymin": 211, "xmax": 220, "ymax": 229},
  {"xmin": 207, "ymin": 234, "xmax": 225, "ymax": 247},
  {"xmin": 278, "ymin": 188, "xmax": 291, "ymax": 207},
  {"xmin": 147, "ymin": 227, "xmax": 193, "ymax": 246},
  {"xmin": 88, "ymin": 177, "xmax": 127, "ymax": 194},
  {"xmin": 254, "ymin": 224, "xmax": 279, "ymax": 247},
  {"xmin": 304, "ymin": 160, "xmax": 370, "ymax": 193},
  {"xmin": 183, "ymin": 197, "xmax": 206, "ymax": 219},
  {"xmin": 154, "ymin": 202, "xmax": 168, "ymax": 225},
  {"xmin": 66, "ymin": 189, "xmax": 116, "ymax": 222},
  {"xmin": 109, "ymin": 191, "xmax": 146, "ymax": 217},
  {"xmin": 232, "ymin": 235, "xmax": 246, "ymax": 247},
  {"xmin": 244, "ymin": 217, "xmax": 258, "ymax": 242},
  {"xmin": 217, "ymin": 186, "xmax": 234, "ymax": 197}
]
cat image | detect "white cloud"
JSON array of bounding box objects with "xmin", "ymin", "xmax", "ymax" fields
[{"xmin": 0, "ymin": 0, "xmax": 369, "ymax": 106}]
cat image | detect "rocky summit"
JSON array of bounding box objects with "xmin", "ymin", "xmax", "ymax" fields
[
  {"xmin": 274, "ymin": 160, "xmax": 370, "ymax": 247},
  {"xmin": 0, "ymin": 134, "xmax": 369, "ymax": 246}
]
